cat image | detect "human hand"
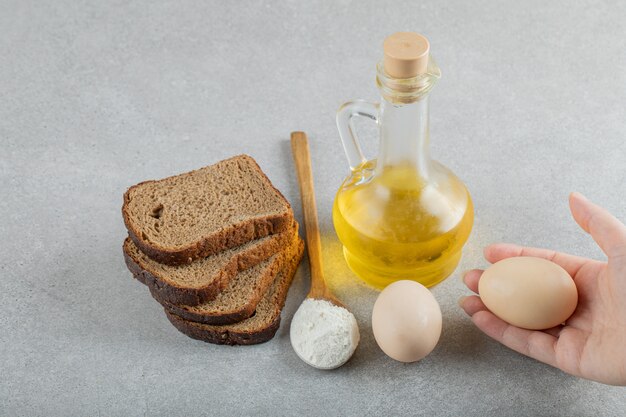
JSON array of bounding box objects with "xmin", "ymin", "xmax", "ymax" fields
[{"xmin": 459, "ymin": 192, "xmax": 626, "ymax": 386}]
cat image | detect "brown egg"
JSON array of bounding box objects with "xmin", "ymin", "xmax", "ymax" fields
[
  {"xmin": 372, "ymin": 280, "xmax": 442, "ymax": 362},
  {"xmin": 479, "ymin": 257, "xmax": 578, "ymax": 330}
]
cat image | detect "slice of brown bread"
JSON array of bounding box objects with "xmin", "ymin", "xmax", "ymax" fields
[
  {"xmin": 123, "ymin": 222, "xmax": 296, "ymax": 306},
  {"xmin": 164, "ymin": 242, "xmax": 304, "ymax": 345},
  {"xmin": 122, "ymin": 155, "xmax": 293, "ymax": 265},
  {"xmin": 153, "ymin": 235, "xmax": 303, "ymax": 325}
]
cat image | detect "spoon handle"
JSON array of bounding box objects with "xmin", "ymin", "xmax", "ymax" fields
[{"xmin": 290, "ymin": 131, "xmax": 328, "ymax": 300}]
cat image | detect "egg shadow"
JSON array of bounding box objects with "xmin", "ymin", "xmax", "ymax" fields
[{"xmin": 431, "ymin": 313, "xmax": 491, "ymax": 364}]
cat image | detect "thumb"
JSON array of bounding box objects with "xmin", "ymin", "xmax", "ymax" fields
[{"xmin": 569, "ymin": 192, "xmax": 626, "ymax": 260}]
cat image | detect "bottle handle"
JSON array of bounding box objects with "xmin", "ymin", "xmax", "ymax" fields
[{"xmin": 336, "ymin": 100, "xmax": 380, "ymax": 170}]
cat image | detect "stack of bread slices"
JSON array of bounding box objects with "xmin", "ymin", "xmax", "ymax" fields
[{"xmin": 121, "ymin": 155, "xmax": 304, "ymax": 345}]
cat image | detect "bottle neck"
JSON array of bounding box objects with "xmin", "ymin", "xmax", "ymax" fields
[
  {"xmin": 377, "ymin": 95, "xmax": 431, "ymax": 177},
  {"xmin": 374, "ymin": 59, "xmax": 440, "ymax": 178}
]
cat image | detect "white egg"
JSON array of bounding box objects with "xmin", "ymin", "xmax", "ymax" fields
[{"xmin": 372, "ymin": 280, "xmax": 442, "ymax": 362}]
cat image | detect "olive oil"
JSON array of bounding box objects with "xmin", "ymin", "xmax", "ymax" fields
[
  {"xmin": 333, "ymin": 32, "xmax": 473, "ymax": 289},
  {"xmin": 333, "ymin": 162, "xmax": 473, "ymax": 289}
]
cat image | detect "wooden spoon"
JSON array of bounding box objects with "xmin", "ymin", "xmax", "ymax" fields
[
  {"xmin": 290, "ymin": 131, "xmax": 360, "ymax": 370},
  {"xmin": 290, "ymin": 131, "xmax": 345, "ymax": 308}
]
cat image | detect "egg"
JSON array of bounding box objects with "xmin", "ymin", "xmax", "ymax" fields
[
  {"xmin": 372, "ymin": 280, "xmax": 442, "ymax": 363},
  {"xmin": 479, "ymin": 257, "xmax": 578, "ymax": 330}
]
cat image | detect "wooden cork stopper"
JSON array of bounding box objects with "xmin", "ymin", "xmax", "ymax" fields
[{"xmin": 383, "ymin": 32, "xmax": 430, "ymax": 78}]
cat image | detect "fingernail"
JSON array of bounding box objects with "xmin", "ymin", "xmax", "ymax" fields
[
  {"xmin": 460, "ymin": 270, "xmax": 469, "ymax": 283},
  {"xmin": 458, "ymin": 296, "xmax": 467, "ymax": 307}
]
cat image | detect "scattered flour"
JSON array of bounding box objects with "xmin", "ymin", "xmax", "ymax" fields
[{"xmin": 290, "ymin": 298, "xmax": 360, "ymax": 369}]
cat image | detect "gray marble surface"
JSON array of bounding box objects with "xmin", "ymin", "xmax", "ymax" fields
[{"xmin": 1, "ymin": 1, "xmax": 625, "ymax": 416}]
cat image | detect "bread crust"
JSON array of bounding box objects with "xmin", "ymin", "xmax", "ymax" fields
[
  {"xmin": 165, "ymin": 310, "xmax": 282, "ymax": 346},
  {"xmin": 150, "ymin": 257, "xmax": 284, "ymax": 324},
  {"xmin": 122, "ymin": 155, "xmax": 294, "ymax": 266},
  {"xmin": 151, "ymin": 237, "xmax": 302, "ymax": 325},
  {"xmin": 160, "ymin": 293, "xmax": 257, "ymax": 325},
  {"xmin": 162, "ymin": 241, "xmax": 304, "ymax": 346},
  {"xmin": 123, "ymin": 224, "xmax": 294, "ymax": 306}
]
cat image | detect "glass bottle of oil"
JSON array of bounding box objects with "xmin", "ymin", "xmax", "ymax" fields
[{"xmin": 333, "ymin": 32, "xmax": 473, "ymax": 289}]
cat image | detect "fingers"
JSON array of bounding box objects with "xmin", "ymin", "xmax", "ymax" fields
[
  {"xmin": 461, "ymin": 269, "xmax": 483, "ymax": 294},
  {"xmin": 458, "ymin": 295, "xmax": 487, "ymax": 316},
  {"xmin": 484, "ymin": 243, "xmax": 589, "ymax": 277},
  {"xmin": 459, "ymin": 287, "xmax": 563, "ymax": 367},
  {"xmin": 471, "ymin": 310, "xmax": 559, "ymax": 368},
  {"xmin": 569, "ymin": 192, "xmax": 626, "ymax": 260},
  {"xmin": 459, "ymin": 296, "xmax": 561, "ymax": 367},
  {"xmin": 543, "ymin": 325, "xmax": 564, "ymax": 338},
  {"xmin": 459, "ymin": 291, "xmax": 564, "ymax": 337}
]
